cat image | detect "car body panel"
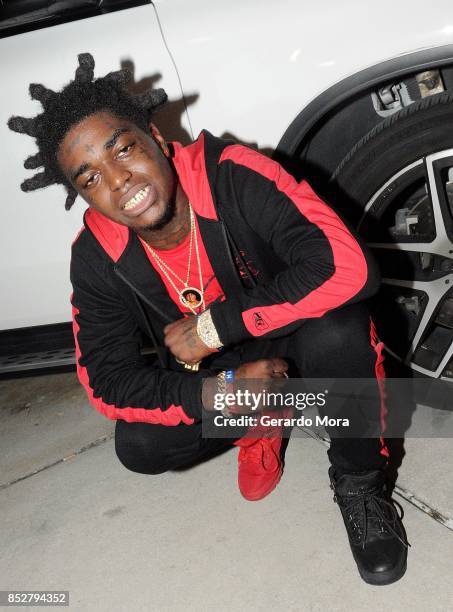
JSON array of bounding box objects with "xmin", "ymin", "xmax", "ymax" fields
[
  {"xmin": 154, "ymin": 0, "xmax": 453, "ymax": 145},
  {"xmin": 1, "ymin": 0, "xmax": 453, "ymax": 330}
]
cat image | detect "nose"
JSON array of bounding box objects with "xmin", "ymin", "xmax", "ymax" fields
[{"xmin": 104, "ymin": 163, "xmax": 132, "ymax": 192}]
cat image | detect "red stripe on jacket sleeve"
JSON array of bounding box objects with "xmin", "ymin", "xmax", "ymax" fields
[
  {"xmin": 219, "ymin": 145, "xmax": 369, "ymax": 336},
  {"xmin": 71, "ymin": 301, "xmax": 194, "ymax": 426}
]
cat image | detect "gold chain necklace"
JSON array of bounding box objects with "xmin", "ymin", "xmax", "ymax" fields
[
  {"xmin": 141, "ymin": 204, "xmax": 205, "ymax": 316},
  {"xmin": 145, "ymin": 209, "xmax": 195, "ymax": 289},
  {"xmin": 141, "ymin": 203, "xmax": 205, "ymax": 315},
  {"xmin": 140, "ymin": 204, "xmax": 204, "ymax": 371}
]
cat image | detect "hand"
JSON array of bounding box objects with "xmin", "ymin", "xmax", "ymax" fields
[
  {"xmin": 232, "ymin": 357, "xmax": 290, "ymax": 414},
  {"xmin": 164, "ymin": 315, "xmax": 218, "ymax": 364},
  {"xmin": 202, "ymin": 358, "xmax": 289, "ymax": 414},
  {"xmin": 235, "ymin": 357, "xmax": 289, "ymax": 380}
]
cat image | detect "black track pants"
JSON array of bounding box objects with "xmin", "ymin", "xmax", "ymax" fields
[{"xmin": 115, "ymin": 302, "xmax": 387, "ymax": 475}]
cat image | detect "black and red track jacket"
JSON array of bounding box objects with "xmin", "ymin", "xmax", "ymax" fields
[{"xmin": 70, "ymin": 131, "xmax": 380, "ymax": 426}]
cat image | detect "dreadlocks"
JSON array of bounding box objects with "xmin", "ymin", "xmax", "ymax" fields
[{"xmin": 7, "ymin": 53, "xmax": 167, "ymax": 210}]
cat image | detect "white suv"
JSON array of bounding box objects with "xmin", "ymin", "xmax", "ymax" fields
[{"xmin": 1, "ymin": 0, "xmax": 453, "ymax": 378}]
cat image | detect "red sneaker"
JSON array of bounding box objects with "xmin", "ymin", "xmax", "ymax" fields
[
  {"xmin": 235, "ymin": 436, "xmax": 283, "ymax": 501},
  {"xmin": 234, "ymin": 408, "xmax": 293, "ymax": 501}
]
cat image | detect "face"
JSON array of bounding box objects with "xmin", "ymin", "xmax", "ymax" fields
[
  {"xmin": 185, "ymin": 292, "xmax": 197, "ymax": 304},
  {"xmin": 57, "ymin": 111, "xmax": 178, "ymax": 232}
]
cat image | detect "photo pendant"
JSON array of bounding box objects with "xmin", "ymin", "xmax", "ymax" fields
[{"xmin": 179, "ymin": 287, "xmax": 204, "ymax": 310}]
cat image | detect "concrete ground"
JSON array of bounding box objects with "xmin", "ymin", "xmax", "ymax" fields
[{"xmin": 1, "ymin": 371, "xmax": 452, "ymax": 612}]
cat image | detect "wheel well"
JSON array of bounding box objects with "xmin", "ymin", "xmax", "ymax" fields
[{"xmin": 274, "ymin": 44, "xmax": 453, "ymax": 197}]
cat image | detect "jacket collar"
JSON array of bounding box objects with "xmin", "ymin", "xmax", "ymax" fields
[{"xmin": 83, "ymin": 130, "xmax": 219, "ymax": 262}]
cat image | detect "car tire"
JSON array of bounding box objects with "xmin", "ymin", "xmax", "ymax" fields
[{"xmin": 331, "ymin": 92, "xmax": 453, "ymax": 378}]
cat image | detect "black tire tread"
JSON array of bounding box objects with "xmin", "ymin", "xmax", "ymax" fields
[{"xmin": 332, "ymin": 91, "xmax": 453, "ymax": 180}]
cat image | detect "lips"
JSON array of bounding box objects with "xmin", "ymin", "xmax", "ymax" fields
[{"xmin": 119, "ymin": 183, "xmax": 157, "ymax": 218}]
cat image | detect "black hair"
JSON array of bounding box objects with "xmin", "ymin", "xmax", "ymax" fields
[{"xmin": 7, "ymin": 53, "xmax": 167, "ymax": 210}]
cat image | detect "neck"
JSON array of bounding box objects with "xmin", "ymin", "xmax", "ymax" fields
[{"xmin": 137, "ymin": 184, "xmax": 191, "ymax": 250}]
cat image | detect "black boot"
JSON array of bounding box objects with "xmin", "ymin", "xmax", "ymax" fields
[{"xmin": 329, "ymin": 467, "xmax": 409, "ymax": 585}]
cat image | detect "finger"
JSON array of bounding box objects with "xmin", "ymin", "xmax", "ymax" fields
[
  {"xmin": 164, "ymin": 330, "xmax": 183, "ymax": 348},
  {"xmin": 255, "ymin": 359, "xmax": 277, "ymax": 376},
  {"xmin": 164, "ymin": 321, "xmax": 189, "ymax": 343},
  {"xmin": 163, "ymin": 322, "xmax": 176, "ymax": 335},
  {"xmin": 270, "ymin": 358, "xmax": 289, "ymax": 374},
  {"xmin": 163, "ymin": 335, "xmax": 173, "ymax": 348},
  {"xmin": 257, "ymin": 358, "xmax": 286, "ymax": 376},
  {"xmin": 164, "ymin": 317, "xmax": 188, "ymax": 334}
]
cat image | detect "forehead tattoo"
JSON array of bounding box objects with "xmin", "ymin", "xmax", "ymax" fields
[
  {"xmin": 67, "ymin": 134, "xmax": 81, "ymax": 153},
  {"xmin": 70, "ymin": 127, "xmax": 131, "ymax": 183}
]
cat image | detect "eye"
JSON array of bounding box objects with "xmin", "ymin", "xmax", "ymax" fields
[
  {"xmin": 117, "ymin": 142, "xmax": 135, "ymax": 159},
  {"xmin": 84, "ymin": 172, "xmax": 99, "ymax": 188}
]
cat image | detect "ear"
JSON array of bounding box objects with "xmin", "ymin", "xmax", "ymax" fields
[{"xmin": 149, "ymin": 122, "xmax": 169, "ymax": 156}]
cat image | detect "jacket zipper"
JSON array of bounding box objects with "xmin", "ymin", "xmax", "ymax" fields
[{"xmin": 113, "ymin": 265, "xmax": 173, "ymax": 368}]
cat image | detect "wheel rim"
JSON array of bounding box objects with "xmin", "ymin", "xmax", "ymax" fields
[{"xmin": 359, "ymin": 149, "xmax": 453, "ymax": 379}]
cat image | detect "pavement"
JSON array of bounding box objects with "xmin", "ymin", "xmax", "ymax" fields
[{"xmin": 1, "ymin": 370, "xmax": 452, "ymax": 612}]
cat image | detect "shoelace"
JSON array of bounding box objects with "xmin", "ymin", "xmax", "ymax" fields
[
  {"xmin": 238, "ymin": 439, "xmax": 280, "ymax": 469},
  {"xmin": 335, "ymin": 488, "xmax": 410, "ymax": 550}
]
